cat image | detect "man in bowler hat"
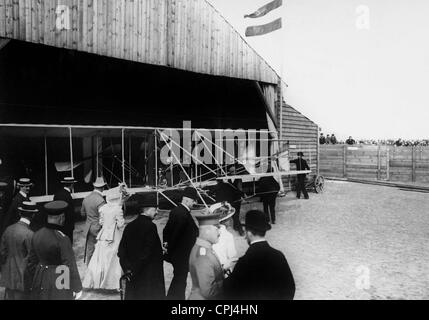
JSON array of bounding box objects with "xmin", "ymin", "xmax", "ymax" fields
[
  {"xmin": 118, "ymin": 193, "xmax": 165, "ymax": 300},
  {"xmin": 163, "ymin": 187, "xmax": 199, "ymax": 299},
  {"xmin": 224, "ymin": 210, "xmax": 295, "ymax": 300}
]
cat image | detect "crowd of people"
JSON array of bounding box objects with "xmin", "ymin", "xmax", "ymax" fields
[
  {"xmin": 319, "ymin": 133, "xmax": 429, "ymax": 146},
  {"xmin": 0, "ymin": 169, "xmax": 299, "ymax": 300}
]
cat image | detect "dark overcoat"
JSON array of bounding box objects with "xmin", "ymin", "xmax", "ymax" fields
[
  {"xmin": 53, "ymin": 188, "xmax": 75, "ymax": 241},
  {"xmin": 1, "ymin": 192, "xmax": 28, "ymax": 234},
  {"xmin": 162, "ymin": 204, "xmax": 198, "ymax": 264},
  {"xmin": 290, "ymin": 158, "xmax": 310, "ymax": 179},
  {"xmin": 0, "ymin": 221, "xmax": 34, "ymax": 291},
  {"xmin": 118, "ymin": 215, "xmax": 165, "ymax": 300},
  {"xmin": 25, "ymin": 224, "xmax": 82, "ymax": 300},
  {"xmin": 224, "ymin": 241, "xmax": 295, "ymax": 300}
]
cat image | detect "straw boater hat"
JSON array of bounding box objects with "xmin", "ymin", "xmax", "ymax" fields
[
  {"xmin": 93, "ymin": 177, "xmax": 107, "ymax": 188},
  {"xmin": 17, "ymin": 178, "xmax": 33, "ymax": 187},
  {"xmin": 18, "ymin": 201, "xmax": 39, "ymax": 214},
  {"xmin": 61, "ymin": 176, "xmax": 77, "ymax": 184},
  {"xmin": 241, "ymin": 210, "xmax": 271, "ymax": 232}
]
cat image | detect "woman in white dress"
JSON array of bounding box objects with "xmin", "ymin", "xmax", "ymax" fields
[{"xmin": 83, "ymin": 190, "xmax": 125, "ymax": 290}]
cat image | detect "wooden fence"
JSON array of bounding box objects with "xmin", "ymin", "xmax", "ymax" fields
[{"xmin": 319, "ymin": 145, "xmax": 429, "ymax": 184}]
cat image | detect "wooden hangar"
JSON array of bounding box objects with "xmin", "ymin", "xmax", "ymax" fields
[{"xmin": 0, "ymin": 0, "xmax": 318, "ymax": 201}]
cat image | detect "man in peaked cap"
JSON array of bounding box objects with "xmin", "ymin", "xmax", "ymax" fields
[
  {"xmin": 188, "ymin": 211, "xmax": 224, "ymax": 300},
  {"xmin": 25, "ymin": 200, "xmax": 82, "ymax": 300},
  {"xmin": 0, "ymin": 202, "xmax": 38, "ymax": 299},
  {"xmin": 81, "ymin": 177, "xmax": 107, "ymax": 265},
  {"xmin": 118, "ymin": 193, "xmax": 165, "ymax": 300},
  {"xmin": 53, "ymin": 177, "xmax": 78, "ymax": 243},
  {"xmin": 223, "ymin": 210, "xmax": 295, "ymax": 300},
  {"xmin": 163, "ymin": 187, "xmax": 199, "ymax": 300},
  {"xmin": 1, "ymin": 178, "xmax": 33, "ymax": 236}
]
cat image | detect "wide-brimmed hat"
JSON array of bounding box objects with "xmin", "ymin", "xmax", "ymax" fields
[
  {"xmin": 61, "ymin": 177, "xmax": 77, "ymax": 184},
  {"xmin": 93, "ymin": 177, "xmax": 107, "ymax": 188},
  {"xmin": 125, "ymin": 193, "xmax": 158, "ymax": 216},
  {"xmin": 44, "ymin": 200, "xmax": 68, "ymax": 216},
  {"xmin": 182, "ymin": 187, "xmax": 199, "ymax": 201},
  {"xmin": 17, "ymin": 178, "xmax": 33, "ymax": 187},
  {"xmin": 18, "ymin": 201, "xmax": 39, "ymax": 213},
  {"xmin": 297, "ymin": 152, "xmax": 304, "ymax": 157},
  {"xmin": 210, "ymin": 202, "xmax": 236, "ymax": 223},
  {"xmin": 241, "ymin": 210, "xmax": 271, "ymax": 232},
  {"xmin": 194, "ymin": 211, "xmax": 221, "ymax": 226}
]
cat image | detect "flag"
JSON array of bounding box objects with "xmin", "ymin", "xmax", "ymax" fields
[
  {"xmin": 244, "ymin": 0, "xmax": 283, "ymax": 19},
  {"xmin": 245, "ymin": 18, "xmax": 282, "ymax": 37}
]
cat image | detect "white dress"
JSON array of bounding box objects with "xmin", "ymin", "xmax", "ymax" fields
[
  {"xmin": 83, "ymin": 202, "xmax": 125, "ymax": 290},
  {"xmin": 212, "ymin": 225, "xmax": 237, "ymax": 270}
]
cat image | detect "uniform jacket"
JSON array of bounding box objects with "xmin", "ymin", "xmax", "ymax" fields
[
  {"xmin": 0, "ymin": 220, "xmax": 34, "ymax": 291},
  {"xmin": 2, "ymin": 192, "xmax": 28, "ymax": 234},
  {"xmin": 25, "ymin": 224, "xmax": 82, "ymax": 300},
  {"xmin": 188, "ymin": 238, "xmax": 224, "ymax": 300},
  {"xmin": 290, "ymin": 158, "xmax": 310, "ymax": 178},
  {"xmin": 53, "ymin": 188, "xmax": 75, "ymax": 240},
  {"xmin": 81, "ymin": 190, "xmax": 105, "ymax": 230},
  {"xmin": 118, "ymin": 215, "xmax": 165, "ymax": 300},
  {"xmin": 162, "ymin": 204, "xmax": 198, "ymax": 264},
  {"xmin": 224, "ymin": 241, "xmax": 295, "ymax": 300}
]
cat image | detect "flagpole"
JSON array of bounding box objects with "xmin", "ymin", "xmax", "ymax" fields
[{"xmin": 278, "ymin": 1, "xmax": 285, "ymax": 193}]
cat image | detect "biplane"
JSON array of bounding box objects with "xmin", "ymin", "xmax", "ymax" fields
[{"xmin": 0, "ymin": 123, "xmax": 312, "ymax": 214}]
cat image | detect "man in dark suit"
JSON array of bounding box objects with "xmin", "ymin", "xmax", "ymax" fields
[
  {"xmin": 258, "ymin": 175, "xmax": 280, "ymax": 224},
  {"xmin": 224, "ymin": 210, "xmax": 295, "ymax": 300},
  {"xmin": 0, "ymin": 202, "xmax": 38, "ymax": 300},
  {"xmin": 118, "ymin": 194, "xmax": 165, "ymax": 300},
  {"xmin": 163, "ymin": 187, "xmax": 199, "ymax": 300},
  {"xmin": 1, "ymin": 178, "xmax": 32, "ymax": 237},
  {"xmin": 53, "ymin": 177, "xmax": 77, "ymax": 243},
  {"xmin": 290, "ymin": 152, "xmax": 310, "ymax": 199}
]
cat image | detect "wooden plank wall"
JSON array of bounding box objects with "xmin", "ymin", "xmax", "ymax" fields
[
  {"xmin": 281, "ymin": 104, "xmax": 319, "ymax": 189},
  {"xmin": 0, "ymin": 0, "xmax": 279, "ymax": 84},
  {"xmin": 320, "ymin": 145, "xmax": 429, "ymax": 184}
]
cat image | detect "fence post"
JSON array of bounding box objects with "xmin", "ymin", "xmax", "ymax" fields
[
  {"xmin": 343, "ymin": 144, "xmax": 347, "ymax": 178},
  {"xmin": 412, "ymin": 146, "xmax": 416, "ymax": 182},
  {"xmin": 386, "ymin": 147, "xmax": 390, "ymax": 181},
  {"xmin": 377, "ymin": 144, "xmax": 381, "ymax": 180}
]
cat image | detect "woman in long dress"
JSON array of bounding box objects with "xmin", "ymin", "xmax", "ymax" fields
[{"xmin": 83, "ymin": 191, "xmax": 125, "ymax": 290}]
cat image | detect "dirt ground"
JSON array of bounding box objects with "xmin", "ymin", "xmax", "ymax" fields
[{"xmin": 2, "ymin": 180, "xmax": 429, "ymax": 300}]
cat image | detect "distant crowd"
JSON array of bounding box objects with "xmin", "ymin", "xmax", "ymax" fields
[{"xmin": 319, "ymin": 134, "xmax": 429, "ymax": 147}]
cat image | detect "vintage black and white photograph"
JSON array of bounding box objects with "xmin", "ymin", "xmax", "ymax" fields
[{"xmin": 0, "ymin": 0, "xmax": 428, "ymax": 304}]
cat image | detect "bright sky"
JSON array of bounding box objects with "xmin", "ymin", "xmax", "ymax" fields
[{"xmin": 207, "ymin": 0, "xmax": 429, "ymax": 141}]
